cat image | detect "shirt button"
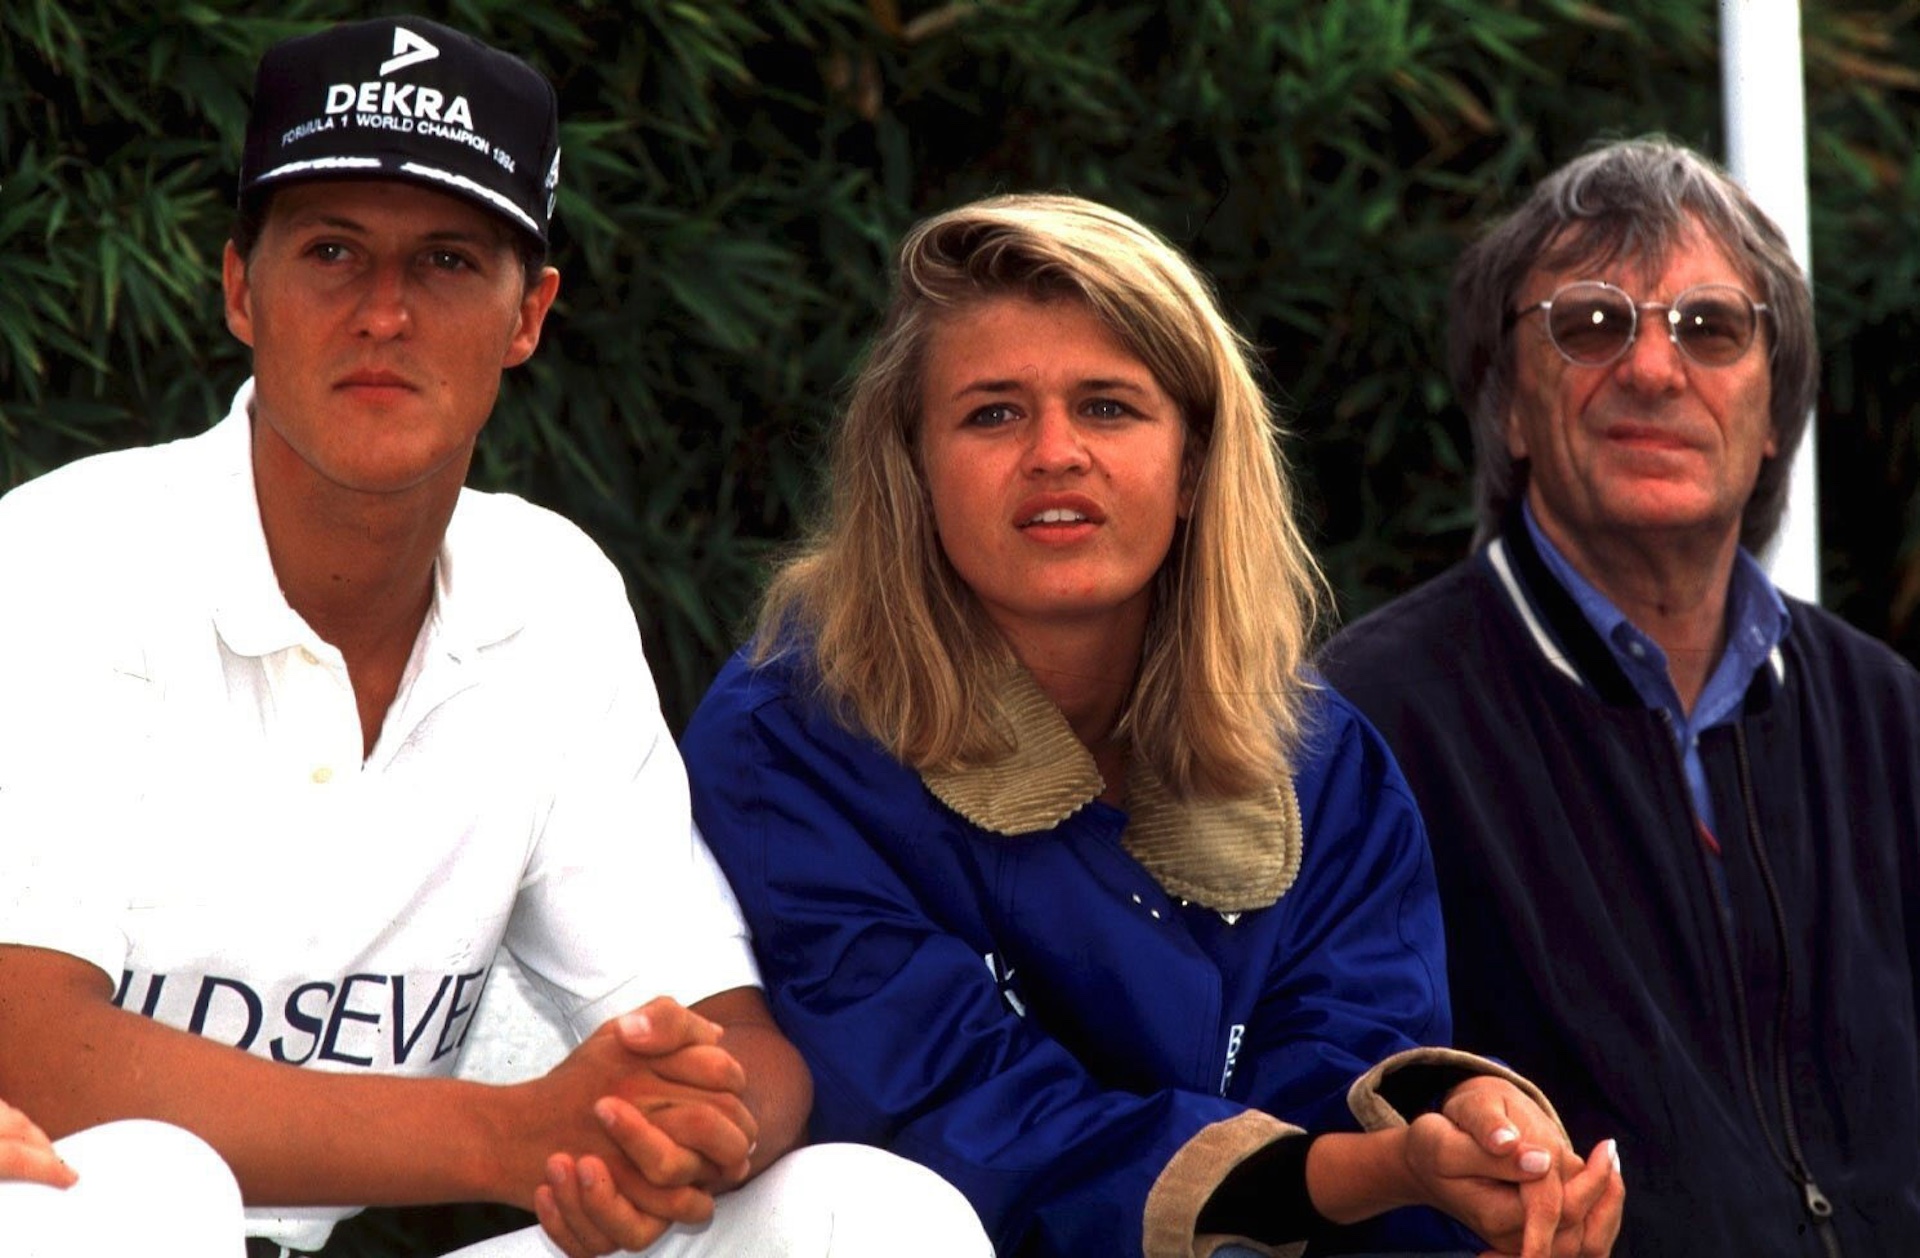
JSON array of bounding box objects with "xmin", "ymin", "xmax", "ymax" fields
[
  {"xmin": 311, "ymin": 766, "xmax": 333, "ymax": 784},
  {"xmin": 298, "ymin": 647, "xmax": 320, "ymax": 666},
  {"xmin": 1627, "ymin": 642, "xmax": 1647, "ymax": 659},
  {"xmin": 1150, "ymin": 909, "xmax": 1162, "ymax": 920}
]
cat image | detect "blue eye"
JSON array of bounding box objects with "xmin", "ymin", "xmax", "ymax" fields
[
  {"xmin": 1084, "ymin": 398, "xmax": 1132, "ymax": 419},
  {"xmin": 964, "ymin": 403, "xmax": 1017, "ymax": 428}
]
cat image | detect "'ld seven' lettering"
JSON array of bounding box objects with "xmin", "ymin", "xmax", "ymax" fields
[{"xmin": 112, "ymin": 967, "xmax": 490, "ymax": 1068}]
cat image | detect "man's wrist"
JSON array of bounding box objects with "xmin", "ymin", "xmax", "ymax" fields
[{"xmin": 473, "ymin": 1076, "xmax": 552, "ymax": 1209}]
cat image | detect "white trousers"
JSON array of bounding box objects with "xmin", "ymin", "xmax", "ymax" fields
[
  {"xmin": 1, "ymin": 1119, "xmax": 246, "ymax": 1257},
  {"xmin": 2, "ymin": 1127, "xmax": 987, "ymax": 1258},
  {"xmin": 445, "ymin": 1143, "xmax": 993, "ymax": 1258}
]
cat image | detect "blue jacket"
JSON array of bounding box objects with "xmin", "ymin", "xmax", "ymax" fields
[
  {"xmin": 1321, "ymin": 514, "xmax": 1920, "ymax": 1257},
  {"xmin": 684, "ymin": 647, "xmax": 1482, "ymax": 1256}
]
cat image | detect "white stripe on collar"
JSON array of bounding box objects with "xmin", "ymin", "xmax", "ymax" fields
[{"xmin": 1486, "ymin": 537, "xmax": 1584, "ymax": 688}]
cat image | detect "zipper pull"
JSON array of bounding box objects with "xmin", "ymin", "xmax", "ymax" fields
[{"xmin": 1801, "ymin": 1178, "xmax": 1834, "ymax": 1219}]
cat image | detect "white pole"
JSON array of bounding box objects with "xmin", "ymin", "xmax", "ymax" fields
[{"xmin": 1721, "ymin": 0, "xmax": 1819, "ymax": 602}]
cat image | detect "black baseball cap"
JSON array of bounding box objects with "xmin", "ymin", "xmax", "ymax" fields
[{"xmin": 239, "ymin": 17, "xmax": 560, "ymax": 246}]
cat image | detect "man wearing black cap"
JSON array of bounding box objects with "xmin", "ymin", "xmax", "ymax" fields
[{"xmin": 0, "ymin": 17, "xmax": 987, "ymax": 1258}]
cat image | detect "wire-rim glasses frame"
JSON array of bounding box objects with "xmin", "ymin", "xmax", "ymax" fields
[{"xmin": 1504, "ymin": 280, "xmax": 1773, "ymax": 369}]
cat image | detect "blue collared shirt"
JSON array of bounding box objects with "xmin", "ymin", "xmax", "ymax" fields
[{"xmin": 1522, "ymin": 501, "xmax": 1789, "ymax": 840}]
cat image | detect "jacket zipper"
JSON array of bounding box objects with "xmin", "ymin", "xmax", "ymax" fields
[
  {"xmin": 1661, "ymin": 712, "xmax": 1840, "ymax": 1256},
  {"xmin": 1732, "ymin": 725, "xmax": 1841, "ymax": 1258}
]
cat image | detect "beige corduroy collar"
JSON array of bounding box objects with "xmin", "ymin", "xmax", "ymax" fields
[{"xmin": 919, "ymin": 664, "xmax": 1303, "ymax": 913}]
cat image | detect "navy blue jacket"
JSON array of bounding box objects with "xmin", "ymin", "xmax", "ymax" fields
[
  {"xmin": 685, "ymin": 648, "xmax": 1479, "ymax": 1256},
  {"xmin": 1322, "ymin": 515, "xmax": 1920, "ymax": 1257}
]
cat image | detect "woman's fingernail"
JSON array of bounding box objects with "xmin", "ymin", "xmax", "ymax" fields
[
  {"xmin": 1520, "ymin": 1149, "xmax": 1552, "ymax": 1174},
  {"xmin": 594, "ymin": 1098, "xmax": 619, "ymax": 1127},
  {"xmin": 1608, "ymin": 1139, "xmax": 1622, "ymax": 1173},
  {"xmin": 1490, "ymin": 1125, "xmax": 1519, "ymax": 1147}
]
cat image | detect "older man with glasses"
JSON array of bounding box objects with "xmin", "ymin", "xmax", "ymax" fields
[{"xmin": 1321, "ymin": 137, "xmax": 1920, "ymax": 1257}]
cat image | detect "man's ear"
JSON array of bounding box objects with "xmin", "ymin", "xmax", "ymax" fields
[
  {"xmin": 1505, "ymin": 404, "xmax": 1530, "ymax": 460},
  {"xmin": 222, "ymin": 242, "xmax": 256, "ymax": 349},
  {"xmin": 503, "ymin": 266, "xmax": 562, "ymax": 369}
]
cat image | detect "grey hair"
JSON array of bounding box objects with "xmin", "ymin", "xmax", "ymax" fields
[{"xmin": 1449, "ymin": 136, "xmax": 1817, "ymax": 550}]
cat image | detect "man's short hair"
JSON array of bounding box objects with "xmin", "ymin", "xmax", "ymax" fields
[{"xmin": 1448, "ymin": 136, "xmax": 1818, "ymax": 552}]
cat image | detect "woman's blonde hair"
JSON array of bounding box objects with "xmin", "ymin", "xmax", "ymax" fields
[{"xmin": 756, "ymin": 193, "xmax": 1329, "ymax": 799}]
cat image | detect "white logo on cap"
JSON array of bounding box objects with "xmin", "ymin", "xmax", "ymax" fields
[{"xmin": 380, "ymin": 27, "xmax": 440, "ymax": 77}]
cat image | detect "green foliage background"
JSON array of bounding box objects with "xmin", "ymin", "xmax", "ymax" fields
[{"xmin": 6, "ymin": 0, "xmax": 1920, "ymax": 739}]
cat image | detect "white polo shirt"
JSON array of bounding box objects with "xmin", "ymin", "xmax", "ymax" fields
[{"xmin": 0, "ymin": 381, "xmax": 759, "ymax": 1247}]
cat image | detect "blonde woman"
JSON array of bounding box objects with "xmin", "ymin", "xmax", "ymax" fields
[{"xmin": 682, "ymin": 195, "xmax": 1622, "ymax": 1258}]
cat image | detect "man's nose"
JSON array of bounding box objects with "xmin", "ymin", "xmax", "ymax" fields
[
  {"xmin": 351, "ymin": 263, "xmax": 413, "ymax": 340},
  {"xmin": 1614, "ymin": 311, "xmax": 1686, "ymax": 393}
]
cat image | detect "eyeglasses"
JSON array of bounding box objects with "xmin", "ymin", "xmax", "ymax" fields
[{"xmin": 1505, "ymin": 281, "xmax": 1771, "ymax": 368}]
